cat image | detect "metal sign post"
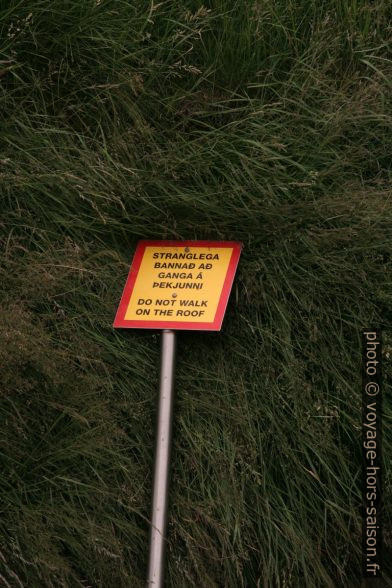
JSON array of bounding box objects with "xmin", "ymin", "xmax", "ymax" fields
[
  {"xmin": 147, "ymin": 329, "xmax": 176, "ymax": 587},
  {"xmin": 113, "ymin": 240, "xmax": 242, "ymax": 587}
]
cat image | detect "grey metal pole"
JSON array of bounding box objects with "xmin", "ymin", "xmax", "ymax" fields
[{"xmin": 147, "ymin": 329, "xmax": 176, "ymax": 587}]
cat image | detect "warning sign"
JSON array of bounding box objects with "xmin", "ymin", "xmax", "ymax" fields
[{"xmin": 113, "ymin": 240, "xmax": 242, "ymax": 330}]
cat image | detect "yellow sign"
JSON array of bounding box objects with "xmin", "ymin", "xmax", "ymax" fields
[{"xmin": 114, "ymin": 240, "xmax": 242, "ymax": 330}]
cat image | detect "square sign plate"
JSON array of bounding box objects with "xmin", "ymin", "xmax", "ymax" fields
[{"xmin": 113, "ymin": 240, "xmax": 242, "ymax": 331}]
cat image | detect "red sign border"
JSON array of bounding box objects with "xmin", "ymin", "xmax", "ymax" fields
[{"xmin": 113, "ymin": 240, "xmax": 242, "ymax": 331}]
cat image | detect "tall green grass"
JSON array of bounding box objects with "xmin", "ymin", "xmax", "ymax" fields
[{"xmin": 1, "ymin": 1, "xmax": 391, "ymax": 586}]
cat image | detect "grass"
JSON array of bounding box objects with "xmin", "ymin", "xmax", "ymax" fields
[{"xmin": 0, "ymin": 1, "xmax": 391, "ymax": 586}]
